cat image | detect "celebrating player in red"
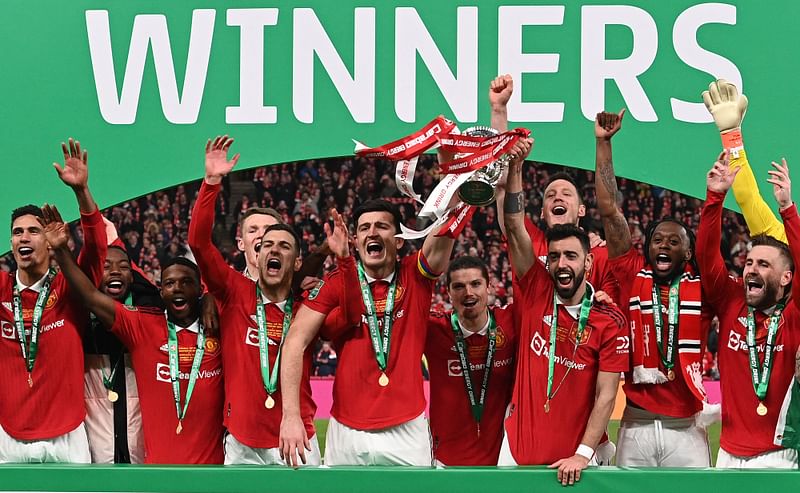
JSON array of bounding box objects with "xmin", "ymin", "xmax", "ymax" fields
[
  {"xmin": 425, "ymin": 256, "xmax": 518, "ymax": 466},
  {"xmin": 280, "ymin": 198, "xmax": 457, "ymax": 466},
  {"xmin": 0, "ymin": 139, "xmax": 105, "ymax": 463},
  {"xmin": 43, "ymin": 205, "xmax": 224, "ymax": 464},
  {"xmin": 490, "ymin": 75, "xmax": 617, "ymax": 301},
  {"xmin": 697, "ymin": 152, "xmax": 800, "ymax": 468},
  {"xmin": 593, "ymin": 110, "xmax": 713, "ymax": 466},
  {"xmin": 500, "ymin": 136, "xmax": 629, "ymax": 485},
  {"xmin": 188, "ymin": 136, "xmax": 355, "ymax": 465}
]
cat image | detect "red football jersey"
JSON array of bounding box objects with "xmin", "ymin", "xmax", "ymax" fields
[
  {"xmin": 609, "ymin": 248, "xmax": 709, "ymax": 418},
  {"xmin": 697, "ymin": 191, "xmax": 800, "ymax": 457},
  {"xmin": 112, "ymin": 304, "xmax": 224, "ymax": 464},
  {"xmin": 305, "ymin": 251, "xmax": 435, "ymax": 430},
  {"xmin": 525, "ymin": 217, "xmax": 619, "ymax": 302},
  {"xmin": 505, "ymin": 260, "xmax": 629, "ymax": 464},
  {"xmin": 426, "ymin": 305, "xmax": 518, "ymax": 465},
  {"xmin": 0, "ymin": 210, "xmax": 105, "ymax": 440},
  {"xmin": 188, "ymin": 181, "xmax": 316, "ymax": 448}
]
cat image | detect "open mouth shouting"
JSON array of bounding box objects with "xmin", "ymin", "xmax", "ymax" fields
[
  {"xmin": 745, "ymin": 276, "xmax": 765, "ymax": 298},
  {"xmin": 555, "ymin": 269, "xmax": 574, "ymax": 287},
  {"xmin": 266, "ymin": 257, "xmax": 282, "ymax": 276},
  {"xmin": 551, "ymin": 204, "xmax": 568, "ymax": 216},
  {"xmin": 17, "ymin": 246, "xmax": 34, "ymax": 261},
  {"xmin": 655, "ymin": 253, "xmax": 673, "ymax": 272},
  {"xmin": 105, "ymin": 279, "xmax": 125, "ymax": 297},
  {"xmin": 170, "ymin": 296, "xmax": 189, "ymax": 313},
  {"xmin": 365, "ymin": 240, "xmax": 384, "ymax": 260}
]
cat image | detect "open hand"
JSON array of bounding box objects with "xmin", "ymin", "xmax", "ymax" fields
[
  {"xmin": 53, "ymin": 138, "xmax": 89, "ymax": 190},
  {"xmin": 767, "ymin": 158, "xmax": 792, "ymax": 210},
  {"xmin": 706, "ymin": 150, "xmax": 738, "ymax": 194},
  {"xmin": 702, "ymin": 79, "xmax": 748, "ymax": 133},
  {"xmin": 205, "ymin": 135, "xmax": 240, "ymax": 185},
  {"xmin": 325, "ymin": 209, "xmax": 351, "ymax": 259},
  {"xmin": 38, "ymin": 204, "xmax": 70, "ymax": 251}
]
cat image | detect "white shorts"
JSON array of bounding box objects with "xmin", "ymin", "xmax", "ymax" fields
[
  {"xmin": 325, "ymin": 413, "xmax": 432, "ymax": 466},
  {"xmin": 616, "ymin": 406, "xmax": 710, "ymax": 467},
  {"xmin": 497, "ymin": 429, "xmax": 610, "ymax": 466},
  {"xmin": 716, "ymin": 447, "xmax": 799, "ymax": 469},
  {"xmin": 224, "ymin": 432, "xmax": 321, "ymax": 466},
  {"xmin": 0, "ymin": 423, "xmax": 91, "ymax": 463}
]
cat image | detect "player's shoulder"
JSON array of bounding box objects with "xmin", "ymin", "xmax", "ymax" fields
[
  {"xmin": 428, "ymin": 310, "xmax": 451, "ymax": 329},
  {"xmin": 591, "ymin": 301, "xmax": 627, "ymax": 329}
]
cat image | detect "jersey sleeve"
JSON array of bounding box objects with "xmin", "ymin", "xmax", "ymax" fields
[
  {"xmin": 76, "ymin": 208, "xmax": 108, "ymax": 287},
  {"xmin": 110, "ymin": 302, "xmax": 153, "ymax": 348},
  {"xmin": 696, "ymin": 189, "xmax": 742, "ymax": 311},
  {"xmin": 524, "ymin": 216, "xmax": 547, "ymax": 258},
  {"xmin": 320, "ymin": 256, "xmax": 361, "ymax": 337},
  {"xmin": 731, "ymin": 150, "xmax": 787, "ymax": 242},
  {"xmin": 424, "ymin": 312, "xmax": 450, "ymax": 356},
  {"xmin": 515, "ymin": 249, "xmax": 552, "ymax": 308},
  {"xmin": 596, "ymin": 305, "xmax": 630, "ymax": 373},
  {"xmin": 589, "ymin": 246, "xmax": 620, "ymax": 305},
  {"xmin": 188, "ymin": 181, "xmax": 237, "ymax": 303},
  {"xmin": 780, "ymin": 204, "xmax": 800, "ymax": 308}
]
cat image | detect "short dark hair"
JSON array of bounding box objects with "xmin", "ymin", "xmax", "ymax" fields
[
  {"xmin": 161, "ymin": 256, "xmax": 201, "ymax": 284},
  {"xmin": 11, "ymin": 205, "xmax": 43, "ymax": 230},
  {"xmin": 545, "ymin": 224, "xmax": 590, "ymax": 254},
  {"xmin": 238, "ymin": 207, "xmax": 283, "ymax": 233},
  {"xmin": 107, "ymin": 244, "xmax": 131, "ymax": 261},
  {"xmin": 751, "ymin": 234, "xmax": 794, "ymax": 272},
  {"xmin": 446, "ymin": 256, "xmax": 490, "ymax": 286},
  {"xmin": 353, "ymin": 199, "xmax": 402, "ymax": 234},
  {"xmin": 262, "ymin": 223, "xmax": 302, "ymax": 255},
  {"xmin": 544, "ymin": 172, "xmax": 582, "ymax": 204}
]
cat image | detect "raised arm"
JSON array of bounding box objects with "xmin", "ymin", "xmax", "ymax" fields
[
  {"xmin": 40, "ymin": 205, "xmax": 116, "ymax": 328},
  {"xmin": 503, "ymin": 136, "xmax": 536, "ymax": 279},
  {"xmin": 769, "ymin": 159, "xmax": 800, "ymax": 306},
  {"xmin": 696, "ymin": 151, "xmax": 740, "ymax": 309},
  {"xmin": 188, "ymin": 136, "xmax": 240, "ymax": 297},
  {"xmin": 319, "ymin": 209, "xmax": 360, "ymax": 329},
  {"xmin": 594, "ymin": 110, "xmax": 631, "ymax": 259},
  {"xmin": 53, "ymin": 138, "xmax": 107, "ymax": 285},
  {"xmin": 702, "ymin": 79, "xmax": 786, "ymax": 242},
  {"xmin": 489, "ymin": 74, "xmax": 512, "ymax": 236}
]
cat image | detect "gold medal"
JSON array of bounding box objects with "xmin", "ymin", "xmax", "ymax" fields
[
  {"xmin": 544, "ymin": 399, "xmax": 551, "ymax": 413},
  {"xmin": 27, "ymin": 374, "xmax": 33, "ymax": 388},
  {"xmin": 757, "ymin": 402, "xmax": 768, "ymax": 416},
  {"xmin": 176, "ymin": 421, "xmax": 183, "ymax": 435},
  {"xmin": 108, "ymin": 390, "xmax": 119, "ymax": 403},
  {"xmin": 265, "ymin": 395, "xmax": 275, "ymax": 409},
  {"xmin": 667, "ymin": 369, "xmax": 675, "ymax": 381},
  {"xmin": 379, "ymin": 372, "xmax": 389, "ymax": 387}
]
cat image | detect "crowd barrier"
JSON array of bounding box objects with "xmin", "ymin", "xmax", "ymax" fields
[{"xmin": 0, "ymin": 464, "xmax": 793, "ymax": 493}]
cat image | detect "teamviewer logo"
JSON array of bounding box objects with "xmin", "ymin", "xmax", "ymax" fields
[{"xmin": 156, "ymin": 363, "xmax": 171, "ymax": 383}]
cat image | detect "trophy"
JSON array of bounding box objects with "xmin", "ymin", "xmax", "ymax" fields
[{"xmin": 456, "ymin": 126, "xmax": 511, "ymax": 207}]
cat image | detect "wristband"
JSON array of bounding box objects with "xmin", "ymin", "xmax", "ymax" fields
[
  {"xmin": 720, "ymin": 128, "xmax": 744, "ymax": 158},
  {"xmin": 504, "ymin": 191, "xmax": 524, "ymax": 214},
  {"xmin": 575, "ymin": 444, "xmax": 594, "ymax": 461}
]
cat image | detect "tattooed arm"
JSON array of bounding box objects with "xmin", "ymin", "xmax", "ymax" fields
[{"xmin": 594, "ymin": 110, "xmax": 631, "ymax": 259}]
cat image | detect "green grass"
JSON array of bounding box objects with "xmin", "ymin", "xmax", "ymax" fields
[{"xmin": 314, "ymin": 419, "xmax": 722, "ymax": 465}]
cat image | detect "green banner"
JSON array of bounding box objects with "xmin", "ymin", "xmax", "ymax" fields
[{"xmin": 1, "ymin": 0, "xmax": 797, "ymax": 245}]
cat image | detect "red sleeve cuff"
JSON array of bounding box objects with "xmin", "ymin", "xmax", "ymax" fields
[
  {"xmin": 779, "ymin": 203, "xmax": 798, "ymax": 222},
  {"xmin": 79, "ymin": 208, "xmax": 103, "ymax": 225}
]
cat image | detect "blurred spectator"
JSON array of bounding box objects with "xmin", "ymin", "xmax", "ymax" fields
[{"xmin": 313, "ymin": 341, "xmax": 338, "ymax": 377}]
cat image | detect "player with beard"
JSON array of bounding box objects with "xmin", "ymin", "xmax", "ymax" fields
[
  {"xmin": 500, "ymin": 137, "xmax": 629, "ymax": 486},
  {"xmin": 425, "ymin": 256, "xmax": 518, "ymax": 466},
  {"xmin": 188, "ymin": 136, "xmax": 356, "ymax": 465},
  {"xmin": 593, "ymin": 109, "xmax": 713, "ymax": 466},
  {"xmin": 83, "ymin": 243, "xmax": 162, "ymax": 464},
  {"xmin": 698, "ymin": 153, "xmax": 800, "ymax": 468},
  {"xmin": 0, "ymin": 139, "xmax": 105, "ymax": 463},
  {"xmin": 280, "ymin": 197, "xmax": 457, "ymax": 467},
  {"xmin": 489, "ymin": 74, "xmax": 618, "ymax": 302},
  {"xmin": 42, "ymin": 205, "xmax": 224, "ymax": 464}
]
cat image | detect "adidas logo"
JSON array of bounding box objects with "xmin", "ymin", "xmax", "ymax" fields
[
  {"xmin": 543, "ymin": 315, "xmax": 553, "ymax": 327},
  {"xmin": 738, "ymin": 317, "xmax": 748, "ymax": 328},
  {"xmin": 1, "ymin": 302, "xmax": 11, "ymax": 312}
]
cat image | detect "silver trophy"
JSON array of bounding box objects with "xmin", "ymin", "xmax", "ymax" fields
[{"xmin": 456, "ymin": 126, "xmax": 511, "ymax": 207}]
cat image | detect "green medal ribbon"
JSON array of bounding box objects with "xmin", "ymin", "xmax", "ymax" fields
[
  {"xmin": 356, "ymin": 261, "xmax": 397, "ymax": 377},
  {"xmin": 651, "ymin": 276, "xmax": 681, "ymax": 375},
  {"xmin": 13, "ymin": 268, "xmax": 55, "ymax": 387},
  {"xmin": 450, "ymin": 311, "xmax": 496, "ymax": 434},
  {"xmin": 545, "ymin": 284, "xmax": 593, "ymax": 411},
  {"xmin": 255, "ymin": 284, "xmax": 293, "ymax": 398},
  {"xmin": 166, "ymin": 317, "xmax": 205, "ymax": 433},
  {"xmin": 746, "ymin": 303, "xmax": 784, "ymax": 402}
]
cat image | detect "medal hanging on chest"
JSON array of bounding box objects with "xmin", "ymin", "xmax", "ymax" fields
[
  {"xmin": 166, "ymin": 318, "xmax": 206, "ymax": 434},
  {"xmin": 357, "ymin": 262, "xmax": 397, "ymax": 387},
  {"xmin": 255, "ymin": 285, "xmax": 293, "ymax": 409},
  {"xmin": 746, "ymin": 304, "xmax": 783, "ymax": 417}
]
